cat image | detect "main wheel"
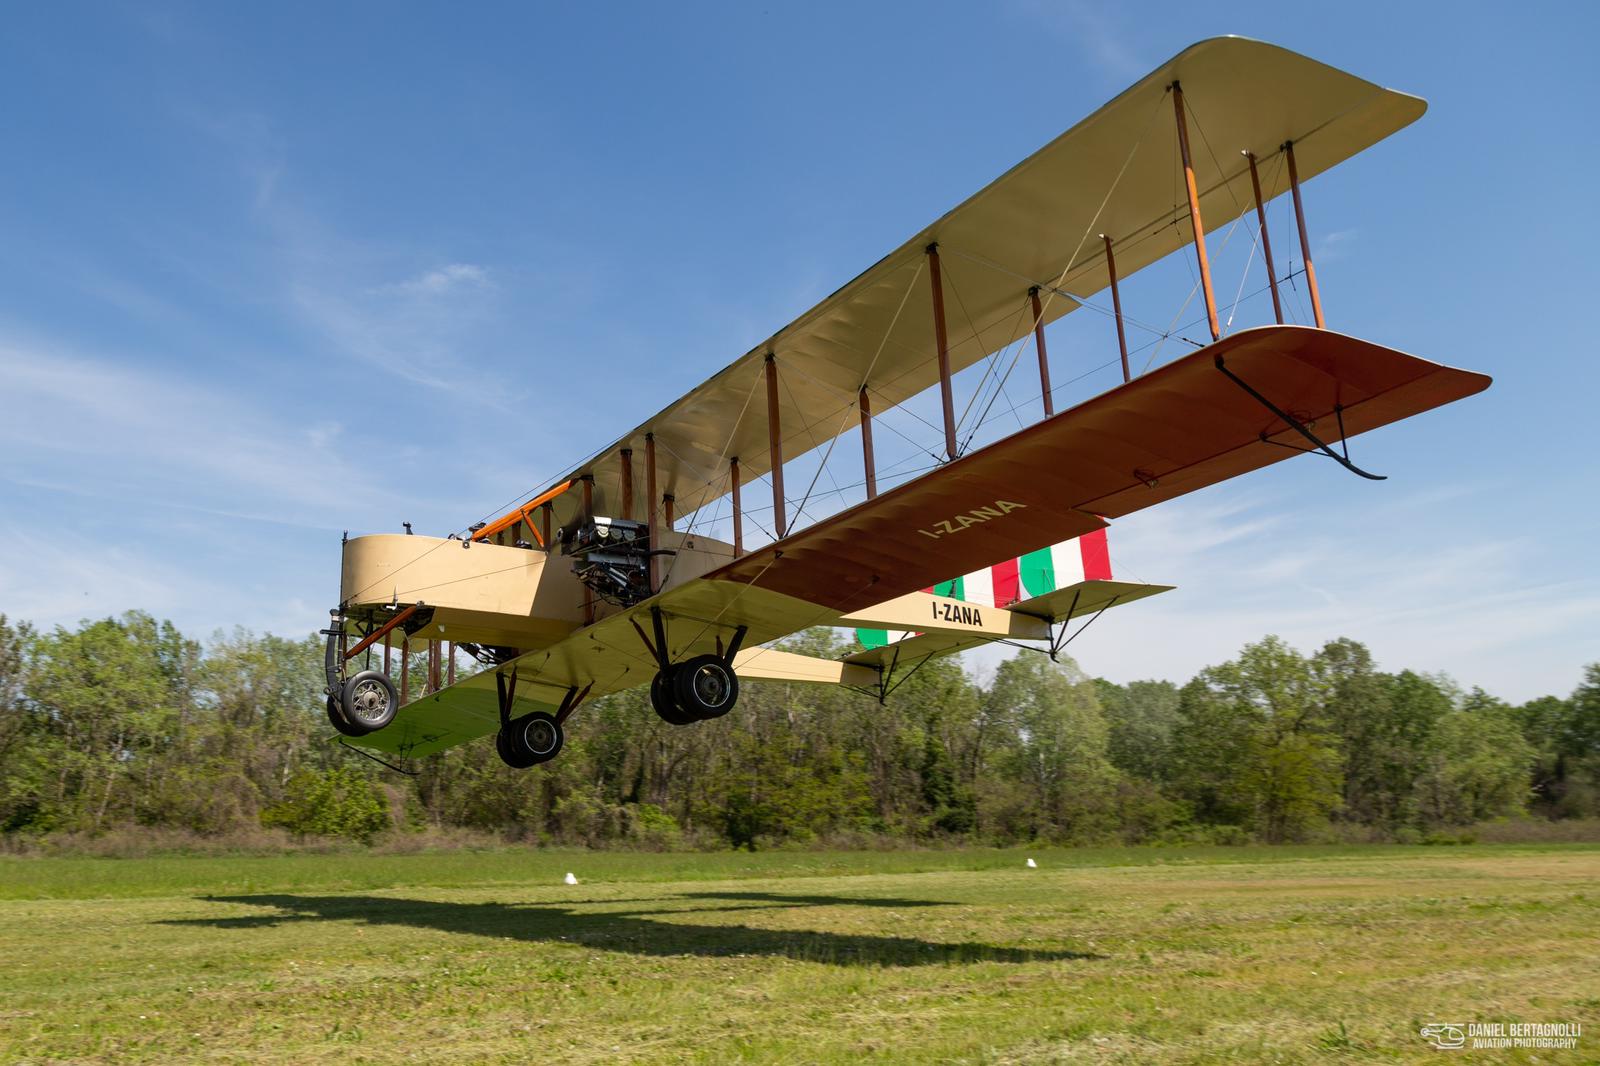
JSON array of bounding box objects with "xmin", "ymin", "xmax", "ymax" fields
[
  {"xmin": 339, "ymin": 670, "xmax": 398, "ymax": 734},
  {"xmin": 651, "ymin": 668, "xmax": 697, "ymax": 726},
  {"xmin": 496, "ymin": 724, "xmax": 539, "ymax": 769},
  {"xmin": 506, "ymin": 711, "xmax": 564, "ymax": 765},
  {"xmin": 326, "ymin": 692, "xmax": 364, "ymax": 738},
  {"xmin": 673, "ymin": 654, "xmax": 739, "ymax": 720}
]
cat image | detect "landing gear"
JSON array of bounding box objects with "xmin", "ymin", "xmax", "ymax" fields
[
  {"xmin": 330, "ymin": 670, "xmax": 398, "ymax": 736},
  {"xmin": 497, "ymin": 710, "xmax": 564, "ymax": 768},
  {"xmin": 492, "ymin": 670, "xmax": 577, "ymax": 768},
  {"xmin": 650, "ymin": 669, "xmax": 698, "ymax": 725},
  {"xmin": 645, "ymin": 608, "xmax": 745, "ymax": 726},
  {"xmin": 673, "ymin": 654, "xmax": 738, "ymax": 720}
]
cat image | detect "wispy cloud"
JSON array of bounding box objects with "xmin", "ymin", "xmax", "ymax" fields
[
  {"xmin": 1010, "ymin": 0, "xmax": 1147, "ymax": 81},
  {"xmin": 371, "ymin": 263, "xmax": 492, "ymax": 297},
  {"xmin": 1315, "ymin": 228, "xmax": 1358, "ymax": 264},
  {"xmin": 0, "ymin": 331, "xmax": 400, "ymax": 524},
  {"xmin": 1026, "ymin": 488, "xmax": 1600, "ymax": 703},
  {"xmin": 0, "ymin": 526, "xmax": 221, "ymax": 631},
  {"xmin": 174, "ymin": 109, "xmax": 517, "ymax": 405}
]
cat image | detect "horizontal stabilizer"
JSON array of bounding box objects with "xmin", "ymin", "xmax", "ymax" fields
[{"xmin": 844, "ymin": 578, "xmax": 1172, "ymax": 671}]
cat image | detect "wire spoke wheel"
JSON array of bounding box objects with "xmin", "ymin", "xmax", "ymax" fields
[
  {"xmin": 338, "ymin": 671, "xmax": 398, "ymax": 734},
  {"xmin": 348, "ymin": 679, "xmax": 391, "ymax": 724}
]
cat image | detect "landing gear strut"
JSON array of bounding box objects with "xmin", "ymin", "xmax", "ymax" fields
[
  {"xmin": 496, "ymin": 710, "xmax": 564, "ymax": 768},
  {"xmin": 646, "ymin": 608, "xmax": 744, "ymax": 726},
  {"xmin": 492, "ymin": 670, "xmax": 571, "ymax": 768}
]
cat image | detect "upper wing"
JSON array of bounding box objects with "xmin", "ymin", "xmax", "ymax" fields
[{"xmin": 480, "ymin": 39, "xmax": 1428, "ymax": 534}]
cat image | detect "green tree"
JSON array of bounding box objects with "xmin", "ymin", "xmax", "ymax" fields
[
  {"xmin": 1097, "ymin": 678, "xmax": 1181, "ymax": 782},
  {"xmin": 1172, "ymin": 637, "xmax": 1343, "ymax": 842},
  {"xmin": 985, "ymin": 654, "xmax": 1117, "ymax": 842},
  {"xmin": 262, "ymin": 765, "xmax": 391, "ymax": 842},
  {"xmin": 0, "ymin": 616, "xmax": 45, "ymax": 831},
  {"xmin": 1413, "ymin": 690, "xmax": 1535, "ymax": 825},
  {"xmin": 26, "ymin": 613, "xmax": 197, "ymax": 831}
]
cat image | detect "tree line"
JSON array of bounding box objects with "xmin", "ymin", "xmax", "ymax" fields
[{"xmin": 0, "ymin": 612, "xmax": 1595, "ymax": 849}]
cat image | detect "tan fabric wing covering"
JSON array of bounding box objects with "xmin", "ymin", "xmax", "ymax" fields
[{"xmin": 515, "ymin": 37, "xmax": 1426, "ymax": 532}]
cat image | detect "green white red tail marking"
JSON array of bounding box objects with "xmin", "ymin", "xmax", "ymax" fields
[{"xmin": 856, "ymin": 529, "xmax": 1112, "ymax": 649}]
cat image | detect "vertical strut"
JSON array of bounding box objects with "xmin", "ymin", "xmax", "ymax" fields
[
  {"xmin": 446, "ymin": 642, "xmax": 455, "ymax": 686},
  {"xmin": 1245, "ymin": 151, "xmax": 1284, "ymax": 324},
  {"xmin": 400, "ymin": 636, "xmax": 410, "ymax": 704},
  {"xmin": 729, "ymin": 457, "xmax": 743, "ymax": 556},
  {"xmin": 1028, "ymin": 286, "xmax": 1054, "ymax": 415},
  {"xmin": 383, "ymin": 632, "xmax": 391, "ymax": 676},
  {"xmin": 662, "ymin": 493, "xmax": 674, "ymax": 530},
  {"xmin": 1102, "ymin": 234, "xmax": 1130, "ymax": 382},
  {"xmin": 1172, "ymin": 81, "xmax": 1221, "ymax": 342},
  {"xmin": 580, "ymin": 475, "xmax": 596, "ymax": 624},
  {"xmin": 619, "ymin": 448, "xmax": 634, "ymax": 521},
  {"xmin": 858, "ymin": 386, "xmax": 877, "ymax": 498},
  {"xmin": 765, "ymin": 354, "xmax": 786, "ymax": 538},
  {"xmin": 925, "ymin": 243, "xmax": 958, "ymax": 460},
  {"xmin": 1283, "ymin": 140, "xmax": 1326, "ymax": 328},
  {"xmin": 645, "ymin": 432, "xmax": 659, "ymax": 594}
]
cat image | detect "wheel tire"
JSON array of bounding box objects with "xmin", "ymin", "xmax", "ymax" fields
[
  {"xmin": 339, "ymin": 670, "xmax": 398, "ymax": 734},
  {"xmin": 673, "ymin": 654, "xmax": 739, "ymax": 720},
  {"xmin": 651, "ymin": 669, "xmax": 696, "ymax": 726},
  {"xmin": 496, "ymin": 724, "xmax": 539, "ymax": 769},
  {"xmin": 326, "ymin": 693, "xmax": 364, "ymax": 738},
  {"xmin": 509, "ymin": 711, "xmax": 564, "ymax": 764}
]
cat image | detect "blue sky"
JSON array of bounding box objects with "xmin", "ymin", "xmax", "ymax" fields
[{"xmin": 1, "ymin": 2, "xmax": 1595, "ymax": 702}]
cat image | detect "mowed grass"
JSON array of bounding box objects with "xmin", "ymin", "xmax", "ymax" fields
[{"xmin": 1, "ymin": 845, "xmax": 1597, "ymax": 1063}]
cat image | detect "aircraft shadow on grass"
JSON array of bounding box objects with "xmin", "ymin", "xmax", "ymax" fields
[{"xmin": 167, "ymin": 890, "xmax": 1102, "ymax": 967}]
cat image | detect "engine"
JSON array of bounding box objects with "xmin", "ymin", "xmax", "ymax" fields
[{"xmin": 559, "ymin": 516, "xmax": 653, "ymax": 607}]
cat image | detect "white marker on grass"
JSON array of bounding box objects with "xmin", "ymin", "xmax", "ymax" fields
[
  {"xmin": 1026, "ymin": 858, "xmax": 1037, "ymax": 868},
  {"xmin": 564, "ymin": 872, "xmax": 578, "ymax": 885}
]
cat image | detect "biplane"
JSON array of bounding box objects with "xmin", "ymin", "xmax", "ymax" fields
[{"xmin": 323, "ymin": 38, "xmax": 1490, "ymax": 771}]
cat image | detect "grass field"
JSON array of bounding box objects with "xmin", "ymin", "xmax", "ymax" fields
[{"xmin": 2, "ymin": 844, "xmax": 1596, "ymax": 1063}]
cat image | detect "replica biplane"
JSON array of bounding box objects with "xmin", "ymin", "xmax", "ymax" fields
[{"xmin": 323, "ymin": 38, "xmax": 1489, "ymax": 771}]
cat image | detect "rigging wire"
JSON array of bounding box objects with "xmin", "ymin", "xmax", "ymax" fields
[{"xmin": 790, "ymin": 258, "xmax": 924, "ymax": 525}]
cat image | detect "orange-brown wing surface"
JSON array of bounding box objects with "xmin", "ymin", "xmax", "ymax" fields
[{"xmin": 708, "ymin": 326, "xmax": 1489, "ymax": 610}]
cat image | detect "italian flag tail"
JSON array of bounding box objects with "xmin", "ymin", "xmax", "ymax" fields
[{"xmin": 855, "ymin": 528, "xmax": 1113, "ymax": 649}]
